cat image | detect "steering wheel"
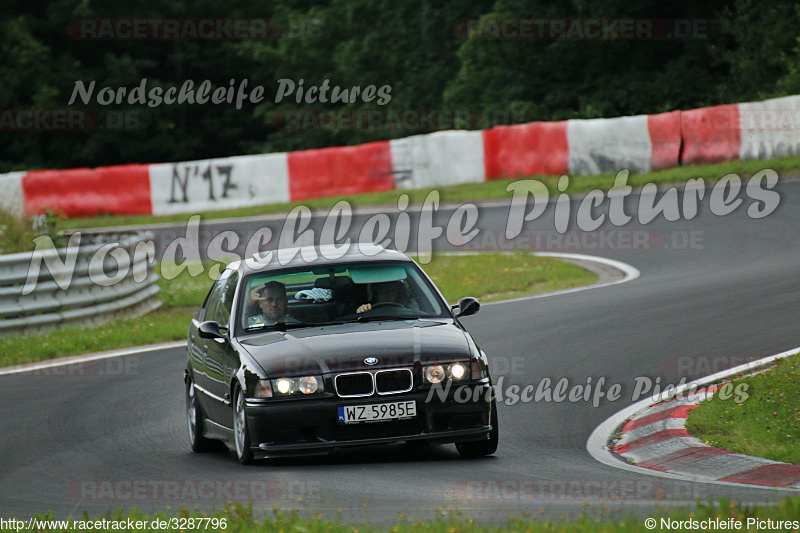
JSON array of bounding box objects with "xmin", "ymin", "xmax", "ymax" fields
[
  {"xmin": 340, "ymin": 302, "xmax": 408, "ymax": 320},
  {"xmin": 369, "ymin": 302, "xmax": 405, "ymax": 309}
]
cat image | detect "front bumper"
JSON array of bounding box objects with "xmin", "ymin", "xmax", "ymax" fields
[{"xmin": 245, "ymin": 381, "xmax": 493, "ymax": 458}]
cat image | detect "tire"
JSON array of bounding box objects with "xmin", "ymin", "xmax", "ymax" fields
[
  {"xmin": 456, "ymin": 402, "xmax": 499, "ymax": 458},
  {"xmin": 232, "ymin": 387, "xmax": 254, "ymax": 465},
  {"xmin": 186, "ymin": 378, "xmax": 215, "ymax": 453}
]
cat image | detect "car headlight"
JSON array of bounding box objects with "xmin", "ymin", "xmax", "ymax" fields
[
  {"xmin": 298, "ymin": 376, "xmax": 320, "ymax": 394},
  {"xmin": 449, "ymin": 362, "xmax": 467, "ymax": 380},
  {"xmin": 271, "ymin": 376, "xmax": 324, "ymax": 395},
  {"xmin": 424, "ymin": 365, "xmax": 445, "ymax": 384},
  {"xmin": 276, "ymin": 378, "xmax": 293, "ymax": 394},
  {"xmin": 424, "ymin": 363, "xmax": 469, "ymax": 384}
]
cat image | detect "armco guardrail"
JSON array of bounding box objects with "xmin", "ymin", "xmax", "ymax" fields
[{"xmin": 0, "ymin": 231, "xmax": 160, "ymax": 336}]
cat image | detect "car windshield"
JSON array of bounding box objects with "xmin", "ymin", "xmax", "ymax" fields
[{"xmin": 236, "ymin": 261, "xmax": 449, "ymax": 335}]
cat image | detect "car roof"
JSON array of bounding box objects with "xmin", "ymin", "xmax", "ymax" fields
[{"xmin": 226, "ymin": 243, "xmax": 413, "ymax": 276}]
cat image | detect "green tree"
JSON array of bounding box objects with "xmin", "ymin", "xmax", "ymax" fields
[
  {"xmin": 444, "ymin": 0, "xmax": 734, "ymax": 124},
  {"xmin": 717, "ymin": 0, "xmax": 799, "ymax": 101},
  {"xmin": 241, "ymin": 0, "xmax": 494, "ymax": 153}
]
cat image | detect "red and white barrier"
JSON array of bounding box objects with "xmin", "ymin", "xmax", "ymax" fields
[
  {"xmin": 739, "ymin": 94, "xmax": 800, "ymax": 161},
  {"xmin": 680, "ymin": 103, "xmax": 740, "ymax": 165},
  {"xmin": 149, "ymin": 153, "xmax": 289, "ymax": 216},
  {"xmin": 4, "ymin": 95, "xmax": 797, "ymax": 219},
  {"xmin": 389, "ymin": 130, "xmax": 485, "ymax": 189},
  {"xmin": 567, "ymin": 115, "xmax": 654, "ymax": 175},
  {"xmin": 287, "ymin": 141, "xmax": 394, "ymax": 202},
  {"xmin": 22, "ymin": 164, "xmax": 152, "ymax": 218},
  {"xmin": 482, "ymin": 121, "xmax": 569, "ymax": 179},
  {"xmin": 567, "ymin": 111, "xmax": 682, "ymax": 174},
  {"xmin": 647, "ymin": 111, "xmax": 683, "ymax": 171},
  {"xmin": 0, "ymin": 171, "xmax": 25, "ymax": 219}
]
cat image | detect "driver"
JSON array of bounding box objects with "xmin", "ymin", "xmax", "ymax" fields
[
  {"xmin": 356, "ymin": 281, "xmax": 402, "ymax": 314},
  {"xmin": 247, "ymin": 281, "xmax": 299, "ymax": 327}
]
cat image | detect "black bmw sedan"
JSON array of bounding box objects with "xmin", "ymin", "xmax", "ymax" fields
[{"xmin": 185, "ymin": 244, "xmax": 498, "ymax": 464}]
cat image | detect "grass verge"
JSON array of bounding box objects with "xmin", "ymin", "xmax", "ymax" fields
[
  {"xmin": 62, "ymin": 154, "xmax": 800, "ymax": 230},
  {"xmin": 0, "ymin": 209, "xmax": 40, "ymax": 253},
  {"xmin": 0, "ymin": 253, "xmax": 596, "ymax": 366},
  {"xmin": 18, "ymin": 498, "xmax": 800, "ymax": 532},
  {"xmin": 425, "ymin": 253, "xmax": 597, "ymax": 303},
  {"xmin": 686, "ymin": 352, "xmax": 800, "ymax": 465}
]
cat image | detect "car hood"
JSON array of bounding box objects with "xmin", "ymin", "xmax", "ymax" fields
[{"xmin": 238, "ymin": 320, "xmax": 471, "ymax": 377}]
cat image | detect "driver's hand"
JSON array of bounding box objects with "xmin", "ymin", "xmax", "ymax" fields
[
  {"xmin": 249, "ymin": 289, "xmax": 263, "ymax": 303},
  {"xmin": 356, "ymin": 303, "xmax": 372, "ymax": 314}
]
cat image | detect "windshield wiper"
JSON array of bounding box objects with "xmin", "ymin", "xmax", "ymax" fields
[
  {"xmin": 244, "ymin": 321, "xmax": 315, "ymax": 332},
  {"xmin": 356, "ymin": 314, "xmax": 422, "ymax": 323},
  {"xmin": 246, "ymin": 320, "xmax": 348, "ymax": 332}
]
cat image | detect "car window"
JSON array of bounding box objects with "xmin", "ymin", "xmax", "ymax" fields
[
  {"xmin": 202, "ymin": 269, "xmax": 238, "ymax": 326},
  {"xmin": 200, "ymin": 283, "xmax": 223, "ymax": 323},
  {"xmin": 211, "ymin": 270, "xmax": 239, "ymax": 326}
]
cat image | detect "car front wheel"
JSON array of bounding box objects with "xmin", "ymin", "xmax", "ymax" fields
[{"xmin": 232, "ymin": 387, "xmax": 254, "ymax": 465}]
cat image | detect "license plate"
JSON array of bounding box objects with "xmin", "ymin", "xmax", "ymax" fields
[{"xmin": 337, "ymin": 400, "xmax": 416, "ymax": 424}]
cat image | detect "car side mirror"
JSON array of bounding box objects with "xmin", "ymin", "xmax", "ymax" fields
[
  {"xmin": 454, "ymin": 297, "xmax": 480, "ymax": 318},
  {"xmin": 198, "ymin": 321, "xmax": 226, "ymax": 340}
]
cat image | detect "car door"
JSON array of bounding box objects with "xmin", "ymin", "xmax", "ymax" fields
[
  {"xmin": 191, "ymin": 272, "xmax": 227, "ymax": 424},
  {"xmin": 187, "ymin": 306, "xmax": 207, "ymax": 393},
  {"xmin": 201, "ymin": 269, "xmax": 240, "ymax": 425}
]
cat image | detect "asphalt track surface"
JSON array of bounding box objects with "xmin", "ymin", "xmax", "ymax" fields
[{"xmin": 2, "ymin": 179, "xmax": 800, "ymax": 523}]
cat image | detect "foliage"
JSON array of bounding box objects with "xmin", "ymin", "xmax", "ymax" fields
[
  {"xmin": 15, "ymin": 497, "xmax": 800, "ymax": 532},
  {"xmin": 0, "ymin": 208, "xmax": 38, "ymax": 253},
  {"xmin": 715, "ymin": 0, "xmax": 799, "ymax": 101},
  {"xmin": 0, "ymin": 207, "xmax": 66, "ymax": 253}
]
